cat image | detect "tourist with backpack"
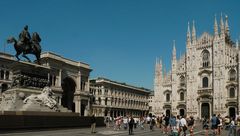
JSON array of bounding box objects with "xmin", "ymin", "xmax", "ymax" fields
[{"xmin": 211, "ymin": 114, "xmax": 218, "ymax": 135}]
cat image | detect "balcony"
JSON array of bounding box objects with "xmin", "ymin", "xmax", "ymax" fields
[
  {"xmin": 163, "ymin": 101, "xmax": 172, "ymax": 106},
  {"xmin": 226, "ymin": 80, "xmax": 238, "ymax": 87},
  {"xmin": 163, "ymin": 101, "xmax": 171, "ymax": 109},
  {"xmin": 177, "ymin": 100, "xmax": 186, "ymax": 105},
  {"xmin": 178, "ymin": 85, "xmax": 186, "ymax": 90},
  {"xmin": 225, "ymin": 98, "xmax": 237, "ymax": 107},
  {"xmin": 226, "ymin": 97, "xmax": 237, "ymax": 103},
  {"xmin": 198, "ymin": 68, "xmax": 212, "ymax": 75},
  {"xmin": 197, "ymin": 88, "xmax": 213, "ymax": 97}
]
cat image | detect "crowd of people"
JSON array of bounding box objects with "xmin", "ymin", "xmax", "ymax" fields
[
  {"xmin": 202, "ymin": 114, "xmax": 240, "ymax": 136},
  {"xmin": 102, "ymin": 113, "xmax": 240, "ymax": 136},
  {"xmin": 103, "ymin": 114, "xmax": 195, "ymax": 135}
]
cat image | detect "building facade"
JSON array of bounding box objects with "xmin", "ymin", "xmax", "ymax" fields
[
  {"xmin": 153, "ymin": 15, "xmax": 240, "ymax": 119},
  {"xmin": 0, "ymin": 52, "xmax": 91, "ymax": 116},
  {"xmin": 90, "ymin": 77, "xmax": 150, "ymax": 117}
]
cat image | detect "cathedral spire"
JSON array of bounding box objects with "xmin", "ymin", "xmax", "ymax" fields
[
  {"xmin": 172, "ymin": 40, "xmax": 176, "ymax": 60},
  {"xmin": 225, "ymin": 15, "xmax": 230, "ymax": 37},
  {"xmin": 154, "ymin": 57, "xmax": 162, "ymax": 88},
  {"xmin": 236, "ymin": 39, "xmax": 239, "ymax": 49},
  {"xmin": 214, "ymin": 14, "xmax": 219, "ymax": 38},
  {"xmin": 172, "ymin": 40, "xmax": 177, "ymax": 73},
  {"xmin": 192, "ymin": 20, "xmax": 196, "ymax": 44},
  {"xmin": 187, "ymin": 22, "xmax": 191, "ymax": 45},
  {"xmin": 220, "ymin": 13, "xmax": 225, "ymax": 37}
]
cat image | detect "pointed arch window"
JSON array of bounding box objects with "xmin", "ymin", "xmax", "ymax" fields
[
  {"xmin": 180, "ymin": 92, "xmax": 184, "ymax": 101},
  {"xmin": 229, "ymin": 88, "xmax": 235, "ymax": 98},
  {"xmin": 202, "ymin": 77, "xmax": 208, "ymax": 88},
  {"xmin": 180, "ymin": 76, "xmax": 185, "ymax": 87},
  {"xmin": 202, "ymin": 50, "xmax": 210, "ymax": 68},
  {"xmin": 166, "ymin": 93, "xmax": 170, "ymax": 102},
  {"xmin": 229, "ymin": 69, "xmax": 236, "ymax": 81}
]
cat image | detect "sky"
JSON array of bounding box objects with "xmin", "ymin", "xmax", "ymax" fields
[{"xmin": 0, "ymin": 0, "xmax": 240, "ymax": 90}]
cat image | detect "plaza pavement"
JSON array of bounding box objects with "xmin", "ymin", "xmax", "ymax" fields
[{"xmin": 0, "ymin": 121, "xmax": 231, "ymax": 136}]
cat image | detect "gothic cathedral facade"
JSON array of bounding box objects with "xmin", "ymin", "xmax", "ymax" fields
[{"xmin": 153, "ymin": 15, "xmax": 239, "ymax": 119}]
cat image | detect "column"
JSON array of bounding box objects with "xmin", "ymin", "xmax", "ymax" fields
[
  {"xmin": 102, "ymin": 108, "xmax": 105, "ymax": 116},
  {"xmin": 75, "ymin": 97, "xmax": 81, "ymax": 115},
  {"xmin": 47, "ymin": 73, "xmax": 50, "ymax": 83},
  {"xmin": 3, "ymin": 70, "xmax": 6, "ymax": 80},
  {"xmin": 209, "ymin": 102, "xmax": 212, "ymax": 118},
  {"xmin": 51, "ymin": 75, "xmax": 55, "ymax": 86},
  {"xmin": 86, "ymin": 78, "xmax": 90, "ymax": 92},
  {"xmin": 0, "ymin": 83, "xmax": 2, "ymax": 96},
  {"xmin": 76, "ymin": 71, "xmax": 81, "ymax": 90},
  {"xmin": 86, "ymin": 98, "xmax": 91, "ymax": 116}
]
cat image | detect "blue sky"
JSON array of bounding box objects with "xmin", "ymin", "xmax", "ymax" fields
[{"xmin": 0, "ymin": 0, "xmax": 240, "ymax": 90}]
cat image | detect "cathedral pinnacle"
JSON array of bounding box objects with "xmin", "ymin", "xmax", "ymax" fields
[
  {"xmin": 172, "ymin": 40, "xmax": 176, "ymax": 60},
  {"xmin": 187, "ymin": 22, "xmax": 191, "ymax": 45},
  {"xmin": 192, "ymin": 20, "xmax": 196, "ymax": 44},
  {"xmin": 214, "ymin": 14, "xmax": 219, "ymax": 37},
  {"xmin": 236, "ymin": 39, "xmax": 239, "ymax": 49},
  {"xmin": 220, "ymin": 13, "xmax": 225, "ymax": 37},
  {"xmin": 225, "ymin": 15, "xmax": 230, "ymax": 36}
]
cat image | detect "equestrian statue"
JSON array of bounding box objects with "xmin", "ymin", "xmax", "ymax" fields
[{"xmin": 7, "ymin": 25, "xmax": 42, "ymax": 64}]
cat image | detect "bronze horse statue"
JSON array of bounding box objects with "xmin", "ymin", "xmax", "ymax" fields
[{"xmin": 7, "ymin": 32, "xmax": 42, "ymax": 64}]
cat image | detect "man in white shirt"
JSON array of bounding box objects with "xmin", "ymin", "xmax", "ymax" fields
[{"xmin": 179, "ymin": 115, "xmax": 187, "ymax": 136}]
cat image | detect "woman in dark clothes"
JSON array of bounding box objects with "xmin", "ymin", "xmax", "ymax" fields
[{"xmin": 129, "ymin": 117, "xmax": 135, "ymax": 135}]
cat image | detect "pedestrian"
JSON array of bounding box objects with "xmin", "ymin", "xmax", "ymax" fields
[
  {"xmin": 211, "ymin": 114, "xmax": 218, "ymax": 135},
  {"xmin": 176, "ymin": 115, "xmax": 180, "ymax": 134},
  {"xmin": 217, "ymin": 114, "xmax": 223, "ymax": 135},
  {"xmin": 105, "ymin": 116, "xmax": 110, "ymax": 128},
  {"xmin": 224, "ymin": 116, "xmax": 230, "ymax": 130},
  {"xmin": 188, "ymin": 116, "xmax": 195, "ymax": 136},
  {"xmin": 170, "ymin": 116, "xmax": 177, "ymax": 136},
  {"xmin": 140, "ymin": 116, "xmax": 145, "ymax": 130},
  {"xmin": 179, "ymin": 115, "xmax": 188, "ymax": 136},
  {"xmin": 91, "ymin": 114, "xmax": 96, "ymax": 133},
  {"xmin": 202, "ymin": 116, "xmax": 209, "ymax": 136},
  {"xmin": 150, "ymin": 117, "xmax": 155, "ymax": 131},
  {"xmin": 128, "ymin": 116, "xmax": 134, "ymax": 135},
  {"xmin": 228, "ymin": 117, "xmax": 236, "ymax": 136},
  {"xmin": 123, "ymin": 116, "xmax": 128, "ymax": 130},
  {"xmin": 164, "ymin": 115, "xmax": 170, "ymax": 134}
]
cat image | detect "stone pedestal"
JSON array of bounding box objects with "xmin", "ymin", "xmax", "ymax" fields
[
  {"xmin": 10, "ymin": 61, "xmax": 50, "ymax": 88},
  {"xmin": 0, "ymin": 61, "xmax": 69, "ymax": 112}
]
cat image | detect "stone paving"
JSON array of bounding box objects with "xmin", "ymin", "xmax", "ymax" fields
[{"xmin": 0, "ymin": 122, "xmax": 233, "ymax": 136}]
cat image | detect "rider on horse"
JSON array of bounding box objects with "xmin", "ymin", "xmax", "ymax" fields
[{"xmin": 18, "ymin": 25, "xmax": 31, "ymax": 51}]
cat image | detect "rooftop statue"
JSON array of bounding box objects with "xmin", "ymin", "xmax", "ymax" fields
[{"xmin": 7, "ymin": 25, "xmax": 42, "ymax": 64}]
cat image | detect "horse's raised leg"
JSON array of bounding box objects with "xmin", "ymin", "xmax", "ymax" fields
[
  {"xmin": 22, "ymin": 54, "xmax": 31, "ymax": 62},
  {"xmin": 15, "ymin": 53, "xmax": 20, "ymax": 61},
  {"xmin": 35, "ymin": 53, "xmax": 41, "ymax": 64}
]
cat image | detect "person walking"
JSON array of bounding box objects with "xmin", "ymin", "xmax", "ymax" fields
[
  {"xmin": 202, "ymin": 117, "xmax": 209, "ymax": 136},
  {"xmin": 179, "ymin": 115, "xmax": 188, "ymax": 136},
  {"xmin": 188, "ymin": 116, "xmax": 195, "ymax": 136},
  {"xmin": 211, "ymin": 114, "xmax": 218, "ymax": 135},
  {"xmin": 91, "ymin": 114, "xmax": 96, "ymax": 133},
  {"xmin": 164, "ymin": 115, "xmax": 170, "ymax": 134},
  {"xmin": 217, "ymin": 114, "xmax": 223, "ymax": 135},
  {"xmin": 128, "ymin": 117, "xmax": 134, "ymax": 135},
  {"xmin": 150, "ymin": 117, "xmax": 155, "ymax": 131},
  {"xmin": 228, "ymin": 117, "xmax": 236, "ymax": 136}
]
